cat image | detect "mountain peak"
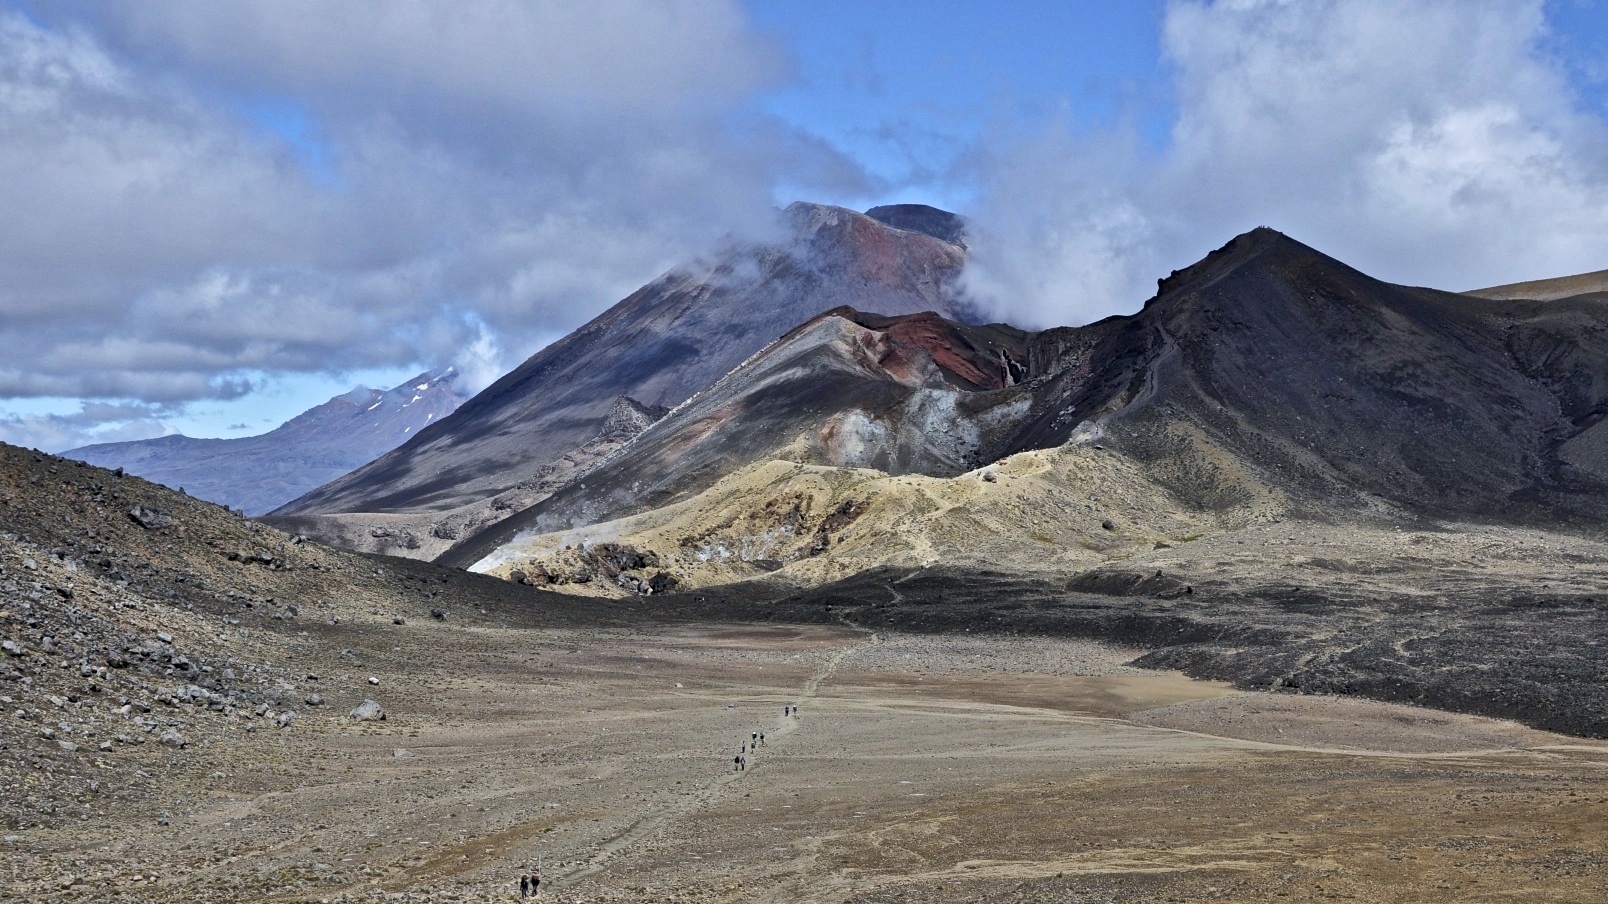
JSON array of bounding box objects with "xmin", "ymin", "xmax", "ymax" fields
[
  {"xmin": 1151, "ymin": 226, "xmax": 1323, "ymax": 300},
  {"xmin": 780, "ymin": 201, "xmax": 967, "ymax": 249},
  {"xmin": 864, "ymin": 204, "xmax": 967, "ymax": 246}
]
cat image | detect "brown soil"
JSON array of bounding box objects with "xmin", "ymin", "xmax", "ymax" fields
[{"xmin": 8, "ymin": 620, "xmax": 1607, "ymax": 903}]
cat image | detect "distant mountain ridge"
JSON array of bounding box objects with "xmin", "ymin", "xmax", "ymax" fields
[
  {"xmin": 1466, "ymin": 266, "xmax": 1608, "ymax": 301},
  {"xmin": 67, "ymin": 368, "xmax": 464, "ymax": 515}
]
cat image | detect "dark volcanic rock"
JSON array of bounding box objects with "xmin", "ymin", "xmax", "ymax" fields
[
  {"xmin": 658, "ymin": 565, "xmax": 1608, "ymax": 738},
  {"xmin": 127, "ymin": 505, "xmax": 172, "ymax": 530},
  {"xmin": 864, "ymin": 203, "xmax": 968, "ymax": 247}
]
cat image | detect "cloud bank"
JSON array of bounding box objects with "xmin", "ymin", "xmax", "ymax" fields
[
  {"xmin": 0, "ymin": 1, "xmax": 868, "ymax": 448},
  {"xmin": 8, "ymin": 0, "xmax": 1608, "ymax": 450},
  {"xmin": 962, "ymin": 0, "xmax": 1608, "ymax": 328}
]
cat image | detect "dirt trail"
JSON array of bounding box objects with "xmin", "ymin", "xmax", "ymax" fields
[{"xmin": 555, "ymin": 626, "xmax": 880, "ymax": 884}]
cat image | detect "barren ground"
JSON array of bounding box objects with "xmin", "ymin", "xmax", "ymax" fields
[{"xmin": 8, "ymin": 616, "xmax": 1607, "ymax": 904}]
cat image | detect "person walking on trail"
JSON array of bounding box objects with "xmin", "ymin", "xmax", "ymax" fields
[
  {"xmin": 533, "ymin": 872, "xmax": 541, "ymax": 896},
  {"xmin": 760, "ymin": 732, "xmax": 766, "ymax": 746},
  {"xmin": 734, "ymin": 754, "xmax": 742, "ymax": 772},
  {"xmin": 520, "ymin": 874, "xmax": 529, "ymax": 898},
  {"xmin": 783, "ymin": 705, "xmax": 790, "ymax": 717}
]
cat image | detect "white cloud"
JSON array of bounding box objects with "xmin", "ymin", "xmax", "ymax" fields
[
  {"xmin": 0, "ymin": 402, "xmax": 178, "ymax": 453},
  {"xmin": 962, "ymin": 0, "xmax": 1608, "ymax": 327},
  {"xmin": 0, "ymin": 2, "xmax": 872, "ymax": 450}
]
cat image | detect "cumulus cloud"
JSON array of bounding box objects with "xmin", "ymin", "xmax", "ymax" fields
[
  {"xmin": 0, "ymin": 1, "xmax": 870, "ymax": 449},
  {"xmin": 0, "ymin": 402, "xmax": 178, "ymax": 453},
  {"xmin": 962, "ymin": 0, "xmax": 1608, "ymax": 328}
]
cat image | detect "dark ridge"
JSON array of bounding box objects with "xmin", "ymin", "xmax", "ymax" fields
[
  {"xmin": 865, "ymin": 204, "xmax": 967, "ymax": 247},
  {"xmin": 646, "ymin": 566, "xmax": 1608, "ymax": 739}
]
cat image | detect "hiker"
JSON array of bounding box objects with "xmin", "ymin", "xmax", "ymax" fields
[
  {"xmin": 760, "ymin": 732, "xmax": 766, "ymax": 746},
  {"xmin": 532, "ymin": 872, "xmax": 540, "ymax": 896},
  {"xmin": 740, "ymin": 755, "xmax": 746, "ymax": 771},
  {"xmin": 752, "ymin": 731, "xmax": 759, "ymax": 745},
  {"xmin": 520, "ymin": 874, "xmax": 529, "ymax": 897},
  {"xmin": 783, "ymin": 705, "xmax": 790, "ymax": 717},
  {"xmin": 734, "ymin": 754, "xmax": 742, "ymax": 771}
]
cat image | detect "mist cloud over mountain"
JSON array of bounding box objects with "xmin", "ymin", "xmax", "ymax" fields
[
  {"xmin": 960, "ymin": 0, "xmax": 1608, "ymax": 329},
  {"xmin": 4, "ymin": 0, "xmax": 1608, "ymax": 450},
  {"xmin": 0, "ymin": 1, "xmax": 864, "ymax": 448}
]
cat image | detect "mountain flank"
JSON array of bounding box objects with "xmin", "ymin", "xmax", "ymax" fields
[
  {"xmin": 266, "ymin": 203, "xmax": 973, "ymax": 557},
  {"xmin": 67, "ymin": 368, "xmax": 464, "ymax": 516},
  {"xmin": 1466, "ymin": 266, "xmax": 1608, "ymax": 301}
]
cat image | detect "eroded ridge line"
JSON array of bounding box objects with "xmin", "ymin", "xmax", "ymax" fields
[{"xmin": 554, "ymin": 626, "xmax": 878, "ymax": 885}]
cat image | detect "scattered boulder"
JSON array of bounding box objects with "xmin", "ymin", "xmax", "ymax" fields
[
  {"xmin": 430, "ymin": 608, "xmax": 446, "ymax": 620},
  {"xmin": 1101, "ymin": 519, "xmax": 1116, "ymax": 531},
  {"xmin": 128, "ymin": 506, "xmax": 173, "ymax": 530},
  {"xmin": 393, "ymin": 748, "xmax": 413, "ymax": 758},
  {"xmin": 349, "ymin": 699, "xmax": 386, "ymax": 722},
  {"xmin": 159, "ymin": 728, "xmax": 186, "ymax": 749},
  {"xmin": 1, "ymin": 640, "xmax": 23, "ymax": 657},
  {"xmin": 392, "ymin": 616, "xmax": 405, "ymax": 625},
  {"xmin": 305, "ymin": 694, "xmax": 325, "ymax": 707}
]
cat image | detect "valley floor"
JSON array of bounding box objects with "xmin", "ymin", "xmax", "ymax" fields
[{"xmin": 6, "ymin": 617, "xmax": 1608, "ymax": 903}]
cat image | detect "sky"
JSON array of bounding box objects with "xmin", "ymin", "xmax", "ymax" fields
[{"xmin": 4, "ymin": 0, "xmax": 1608, "ymax": 452}]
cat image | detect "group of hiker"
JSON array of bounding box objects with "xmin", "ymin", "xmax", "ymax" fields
[
  {"xmin": 516, "ymin": 702, "xmax": 807, "ymax": 895},
  {"xmin": 733, "ymin": 703, "xmax": 799, "ymax": 771},
  {"xmin": 734, "ymin": 729, "xmax": 766, "ymax": 771}
]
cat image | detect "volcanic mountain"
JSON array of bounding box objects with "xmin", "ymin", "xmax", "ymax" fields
[
  {"xmin": 445, "ymin": 226, "xmax": 1608, "ymax": 739},
  {"xmin": 66, "ymin": 368, "xmax": 464, "ymax": 516},
  {"xmin": 464, "ymin": 227, "xmax": 1608, "ymax": 593},
  {"xmin": 266, "ymin": 202, "xmax": 973, "ymax": 557}
]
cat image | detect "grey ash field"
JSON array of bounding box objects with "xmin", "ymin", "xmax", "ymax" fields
[{"xmin": 6, "ymin": 443, "xmax": 1608, "ymax": 903}]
